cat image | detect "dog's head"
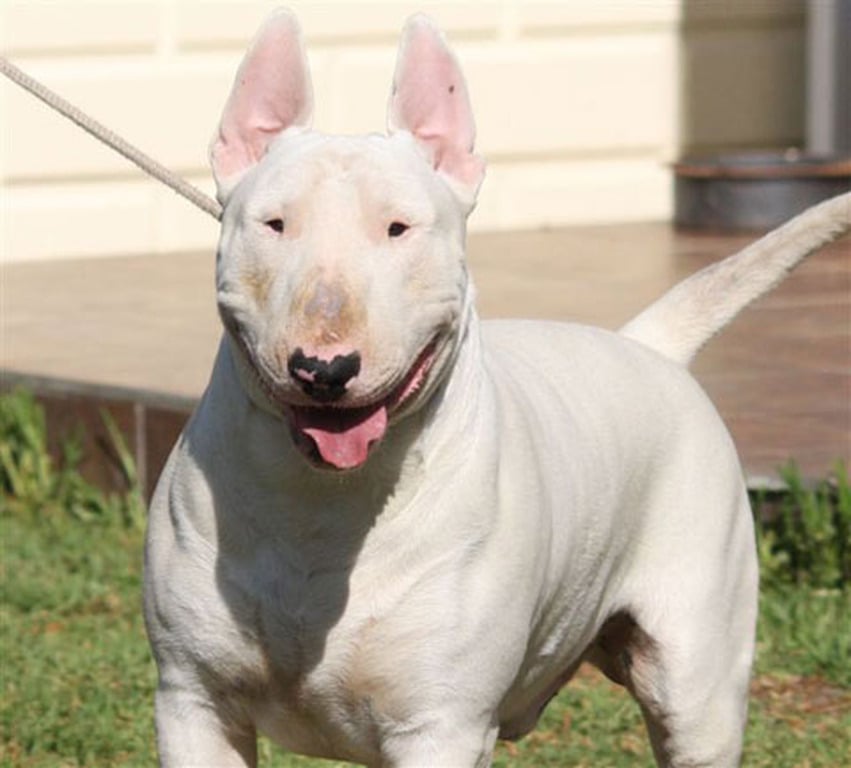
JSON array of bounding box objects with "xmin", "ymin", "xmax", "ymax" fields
[{"xmin": 211, "ymin": 10, "xmax": 484, "ymax": 471}]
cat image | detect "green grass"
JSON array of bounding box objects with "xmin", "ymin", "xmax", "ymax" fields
[{"xmin": 1, "ymin": 390, "xmax": 849, "ymax": 766}]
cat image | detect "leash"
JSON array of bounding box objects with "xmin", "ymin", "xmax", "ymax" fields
[{"xmin": 1, "ymin": 56, "xmax": 223, "ymax": 221}]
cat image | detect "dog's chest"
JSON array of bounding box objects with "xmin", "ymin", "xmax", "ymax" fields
[{"xmin": 185, "ymin": 539, "xmax": 411, "ymax": 760}]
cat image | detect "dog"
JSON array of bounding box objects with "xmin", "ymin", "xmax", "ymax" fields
[{"xmin": 143, "ymin": 9, "xmax": 851, "ymax": 767}]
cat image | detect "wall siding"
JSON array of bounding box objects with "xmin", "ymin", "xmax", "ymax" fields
[{"xmin": 1, "ymin": 1, "xmax": 805, "ymax": 262}]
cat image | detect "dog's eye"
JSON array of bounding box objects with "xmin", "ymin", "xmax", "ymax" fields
[
  {"xmin": 264, "ymin": 218, "xmax": 285, "ymax": 234},
  {"xmin": 387, "ymin": 221, "xmax": 410, "ymax": 238}
]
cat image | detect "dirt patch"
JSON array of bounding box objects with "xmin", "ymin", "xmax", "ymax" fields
[{"xmin": 750, "ymin": 673, "xmax": 850, "ymax": 732}]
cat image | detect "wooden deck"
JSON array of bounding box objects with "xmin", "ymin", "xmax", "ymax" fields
[{"xmin": 2, "ymin": 222, "xmax": 848, "ymax": 490}]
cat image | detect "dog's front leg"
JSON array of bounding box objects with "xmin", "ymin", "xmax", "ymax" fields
[
  {"xmin": 381, "ymin": 721, "xmax": 498, "ymax": 768},
  {"xmin": 155, "ymin": 683, "xmax": 257, "ymax": 768}
]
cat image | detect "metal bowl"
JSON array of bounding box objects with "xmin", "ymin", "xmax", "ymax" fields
[{"xmin": 673, "ymin": 151, "xmax": 851, "ymax": 231}]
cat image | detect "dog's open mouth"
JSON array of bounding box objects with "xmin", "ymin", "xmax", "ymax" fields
[{"xmin": 287, "ymin": 341, "xmax": 437, "ymax": 470}]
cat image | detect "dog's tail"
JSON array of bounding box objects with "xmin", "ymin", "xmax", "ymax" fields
[{"xmin": 619, "ymin": 192, "xmax": 850, "ymax": 366}]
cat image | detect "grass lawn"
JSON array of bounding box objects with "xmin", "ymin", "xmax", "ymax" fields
[{"xmin": 1, "ymin": 391, "xmax": 849, "ymax": 766}]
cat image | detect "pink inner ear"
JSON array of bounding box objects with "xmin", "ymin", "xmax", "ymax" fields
[
  {"xmin": 391, "ymin": 20, "xmax": 484, "ymax": 189},
  {"xmin": 212, "ymin": 12, "xmax": 312, "ymax": 183}
]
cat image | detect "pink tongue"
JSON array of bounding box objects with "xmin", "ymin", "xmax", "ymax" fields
[{"xmin": 294, "ymin": 405, "xmax": 388, "ymax": 469}]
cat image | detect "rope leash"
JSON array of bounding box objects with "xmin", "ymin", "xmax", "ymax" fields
[{"xmin": 1, "ymin": 56, "xmax": 223, "ymax": 221}]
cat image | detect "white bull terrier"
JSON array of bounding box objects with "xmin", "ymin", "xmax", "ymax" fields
[{"xmin": 143, "ymin": 9, "xmax": 851, "ymax": 767}]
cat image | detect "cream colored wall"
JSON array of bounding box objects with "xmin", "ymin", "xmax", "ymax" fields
[{"xmin": 1, "ymin": 1, "xmax": 805, "ymax": 263}]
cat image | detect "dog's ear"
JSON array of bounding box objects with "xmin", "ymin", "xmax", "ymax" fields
[
  {"xmin": 210, "ymin": 9, "xmax": 313, "ymax": 201},
  {"xmin": 388, "ymin": 16, "xmax": 485, "ymax": 209}
]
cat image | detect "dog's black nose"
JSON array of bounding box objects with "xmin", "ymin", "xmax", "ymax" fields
[{"xmin": 287, "ymin": 348, "xmax": 361, "ymax": 402}]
